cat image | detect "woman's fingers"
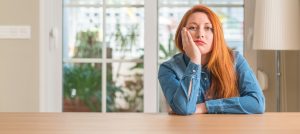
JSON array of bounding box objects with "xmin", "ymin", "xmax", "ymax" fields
[
  {"xmin": 182, "ymin": 27, "xmax": 190, "ymax": 51},
  {"xmin": 183, "ymin": 27, "xmax": 201, "ymax": 64},
  {"xmin": 186, "ymin": 29, "xmax": 195, "ymax": 46},
  {"xmin": 181, "ymin": 27, "xmax": 187, "ymax": 50}
]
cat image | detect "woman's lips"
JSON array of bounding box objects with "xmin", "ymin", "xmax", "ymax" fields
[{"xmin": 194, "ymin": 40, "xmax": 206, "ymax": 45}]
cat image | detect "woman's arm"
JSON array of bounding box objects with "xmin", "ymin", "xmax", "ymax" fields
[
  {"xmin": 204, "ymin": 54, "xmax": 265, "ymax": 114},
  {"xmin": 158, "ymin": 61, "xmax": 202, "ymax": 115}
]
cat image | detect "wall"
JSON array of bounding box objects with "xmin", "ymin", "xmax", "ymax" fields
[
  {"xmin": 256, "ymin": 44, "xmax": 300, "ymax": 112},
  {"xmin": 283, "ymin": 51, "xmax": 299, "ymax": 111},
  {"xmin": 0, "ymin": 0, "xmax": 39, "ymax": 111},
  {"xmin": 257, "ymin": 51, "xmax": 276, "ymax": 111},
  {"xmin": 282, "ymin": 0, "xmax": 300, "ymax": 112}
]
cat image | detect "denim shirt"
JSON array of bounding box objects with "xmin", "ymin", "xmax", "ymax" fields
[{"xmin": 158, "ymin": 52, "xmax": 265, "ymax": 115}]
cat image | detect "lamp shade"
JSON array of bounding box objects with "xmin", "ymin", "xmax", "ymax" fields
[{"xmin": 253, "ymin": 0, "xmax": 300, "ymax": 50}]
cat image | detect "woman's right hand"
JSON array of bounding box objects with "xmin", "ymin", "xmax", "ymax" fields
[
  {"xmin": 181, "ymin": 27, "xmax": 201, "ymax": 65},
  {"xmin": 195, "ymin": 103, "xmax": 208, "ymax": 114}
]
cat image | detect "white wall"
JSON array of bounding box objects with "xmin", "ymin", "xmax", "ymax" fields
[{"xmin": 0, "ymin": 0, "xmax": 39, "ymax": 112}]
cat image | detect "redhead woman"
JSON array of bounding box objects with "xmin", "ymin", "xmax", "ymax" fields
[{"xmin": 158, "ymin": 5, "xmax": 265, "ymax": 115}]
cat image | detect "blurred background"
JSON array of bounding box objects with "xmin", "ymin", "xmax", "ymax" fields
[{"xmin": 0, "ymin": 0, "xmax": 299, "ymax": 113}]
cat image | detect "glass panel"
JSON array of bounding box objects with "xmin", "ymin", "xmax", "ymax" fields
[
  {"xmin": 63, "ymin": 7, "xmax": 102, "ymax": 59},
  {"xmin": 107, "ymin": 62, "xmax": 144, "ymax": 112},
  {"xmin": 160, "ymin": 0, "xmax": 197, "ymax": 5},
  {"xmin": 211, "ymin": 7, "xmax": 244, "ymax": 54},
  {"xmin": 107, "ymin": 0, "xmax": 144, "ymax": 5},
  {"xmin": 160, "ymin": 0, "xmax": 243, "ymax": 5},
  {"xmin": 105, "ymin": 8, "xmax": 144, "ymax": 60},
  {"xmin": 64, "ymin": 0, "xmax": 102, "ymax": 5},
  {"xmin": 63, "ymin": 63, "xmax": 102, "ymax": 112},
  {"xmin": 201, "ymin": 0, "xmax": 243, "ymax": 5},
  {"xmin": 159, "ymin": 7, "xmax": 189, "ymax": 61}
]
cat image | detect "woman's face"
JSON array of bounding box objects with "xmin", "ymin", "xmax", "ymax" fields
[{"xmin": 185, "ymin": 12, "xmax": 213, "ymax": 55}]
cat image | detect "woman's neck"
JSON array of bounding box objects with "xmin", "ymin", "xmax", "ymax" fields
[{"xmin": 201, "ymin": 54, "xmax": 210, "ymax": 65}]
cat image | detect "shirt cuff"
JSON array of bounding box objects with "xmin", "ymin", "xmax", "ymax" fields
[
  {"xmin": 184, "ymin": 61, "xmax": 201, "ymax": 78},
  {"xmin": 205, "ymin": 99, "xmax": 224, "ymax": 114}
]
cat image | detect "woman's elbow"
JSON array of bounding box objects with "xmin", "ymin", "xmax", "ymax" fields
[
  {"xmin": 252, "ymin": 96, "xmax": 265, "ymax": 114},
  {"xmin": 257, "ymin": 98, "xmax": 265, "ymax": 114},
  {"xmin": 242, "ymin": 95, "xmax": 265, "ymax": 114},
  {"xmin": 170, "ymin": 103, "xmax": 195, "ymax": 115},
  {"xmin": 254, "ymin": 103, "xmax": 265, "ymax": 114}
]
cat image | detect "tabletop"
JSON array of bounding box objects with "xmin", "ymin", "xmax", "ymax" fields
[{"xmin": 0, "ymin": 112, "xmax": 300, "ymax": 134}]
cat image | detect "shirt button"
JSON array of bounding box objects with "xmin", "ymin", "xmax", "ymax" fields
[
  {"xmin": 192, "ymin": 70, "xmax": 196, "ymax": 73},
  {"xmin": 204, "ymin": 77, "xmax": 208, "ymax": 80}
]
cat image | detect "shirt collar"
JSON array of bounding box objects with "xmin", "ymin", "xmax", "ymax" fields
[{"xmin": 183, "ymin": 53, "xmax": 190, "ymax": 66}]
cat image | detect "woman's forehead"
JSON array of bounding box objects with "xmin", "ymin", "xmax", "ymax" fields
[{"xmin": 187, "ymin": 12, "xmax": 211, "ymax": 24}]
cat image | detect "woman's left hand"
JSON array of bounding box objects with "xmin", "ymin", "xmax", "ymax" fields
[{"xmin": 195, "ymin": 103, "xmax": 208, "ymax": 114}]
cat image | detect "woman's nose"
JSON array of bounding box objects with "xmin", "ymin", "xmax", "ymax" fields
[{"xmin": 196, "ymin": 29, "xmax": 205, "ymax": 39}]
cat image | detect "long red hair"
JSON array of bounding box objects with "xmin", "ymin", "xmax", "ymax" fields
[{"xmin": 175, "ymin": 5, "xmax": 239, "ymax": 99}]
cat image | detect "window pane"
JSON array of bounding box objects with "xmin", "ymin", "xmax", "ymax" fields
[
  {"xmin": 63, "ymin": 63, "xmax": 102, "ymax": 112},
  {"xmin": 105, "ymin": 8, "xmax": 144, "ymax": 60},
  {"xmin": 211, "ymin": 7, "xmax": 244, "ymax": 54},
  {"xmin": 160, "ymin": 0, "xmax": 243, "ymax": 5},
  {"xmin": 160, "ymin": 0, "xmax": 197, "ymax": 5},
  {"xmin": 63, "ymin": 7, "xmax": 103, "ymax": 59},
  {"xmin": 64, "ymin": 0, "xmax": 102, "ymax": 5},
  {"xmin": 107, "ymin": 62, "xmax": 144, "ymax": 112},
  {"xmin": 201, "ymin": 0, "xmax": 243, "ymax": 4},
  {"xmin": 107, "ymin": 0, "xmax": 144, "ymax": 5},
  {"xmin": 159, "ymin": 7, "xmax": 188, "ymax": 60}
]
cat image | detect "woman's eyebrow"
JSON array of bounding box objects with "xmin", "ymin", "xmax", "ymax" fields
[
  {"xmin": 187, "ymin": 22, "xmax": 212, "ymax": 25},
  {"xmin": 187, "ymin": 22, "xmax": 198, "ymax": 25}
]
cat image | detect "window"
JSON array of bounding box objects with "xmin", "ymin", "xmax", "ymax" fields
[
  {"xmin": 60, "ymin": 0, "xmax": 244, "ymax": 113},
  {"xmin": 63, "ymin": 0, "xmax": 144, "ymax": 112}
]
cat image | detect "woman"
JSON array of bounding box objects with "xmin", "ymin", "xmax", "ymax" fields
[{"xmin": 158, "ymin": 5, "xmax": 265, "ymax": 115}]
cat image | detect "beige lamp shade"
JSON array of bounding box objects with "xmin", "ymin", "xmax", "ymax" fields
[{"xmin": 253, "ymin": 0, "xmax": 300, "ymax": 50}]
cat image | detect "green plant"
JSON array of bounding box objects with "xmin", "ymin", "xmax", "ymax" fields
[
  {"xmin": 159, "ymin": 33, "xmax": 178, "ymax": 59},
  {"xmin": 64, "ymin": 23, "xmax": 144, "ymax": 112},
  {"xmin": 113, "ymin": 23, "xmax": 139, "ymax": 55},
  {"xmin": 109, "ymin": 23, "xmax": 144, "ymax": 112},
  {"xmin": 73, "ymin": 30, "xmax": 102, "ymax": 58},
  {"xmin": 63, "ymin": 30, "xmax": 123, "ymax": 112},
  {"xmin": 63, "ymin": 64, "xmax": 102, "ymax": 111}
]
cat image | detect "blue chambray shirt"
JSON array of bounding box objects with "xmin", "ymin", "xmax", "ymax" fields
[{"xmin": 158, "ymin": 52, "xmax": 265, "ymax": 115}]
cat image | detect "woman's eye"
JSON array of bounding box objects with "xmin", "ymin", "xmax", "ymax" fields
[
  {"xmin": 188, "ymin": 27, "xmax": 196, "ymax": 31},
  {"xmin": 205, "ymin": 26, "xmax": 214, "ymax": 32}
]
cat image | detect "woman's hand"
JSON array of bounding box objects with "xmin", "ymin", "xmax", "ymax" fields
[
  {"xmin": 195, "ymin": 103, "xmax": 208, "ymax": 114},
  {"xmin": 181, "ymin": 27, "xmax": 201, "ymax": 65}
]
